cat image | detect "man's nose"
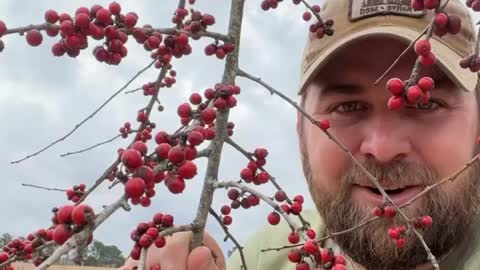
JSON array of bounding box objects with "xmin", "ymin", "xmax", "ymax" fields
[{"xmin": 358, "ymin": 116, "xmax": 412, "ymax": 164}]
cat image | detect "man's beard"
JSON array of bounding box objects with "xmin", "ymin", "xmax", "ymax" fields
[{"xmin": 299, "ymin": 146, "xmax": 480, "ymax": 269}]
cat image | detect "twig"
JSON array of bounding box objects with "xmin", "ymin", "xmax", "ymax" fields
[
  {"xmin": 209, "ymin": 208, "xmax": 247, "ymax": 270},
  {"xmin": 124, "ymin": 87, "xmax": 143, "ymax": 94},
  {"xmin": 60, "ymin": 132, "xmax": 132, "ymax": 157},
  {"xmin": 214, "ymin": 180, "xmax": 302, "ymax": 235},
  {"xmin": 224, "ymin": 136, "xmax": 310, "ymax": 227},
  {"xmin": 11, "ymin": 59, "xmax": 156, "ymax": 164},
  {"xmin": 138, "ymin": 248, "xmax": 147, "ymax": 270},
  {"xmin": 374, "ymin": 21, "xmax": 432, "ymax": 86},
  {"xmin": 21, "ymin": 183, "xmax": 66, "ymax": 192}
]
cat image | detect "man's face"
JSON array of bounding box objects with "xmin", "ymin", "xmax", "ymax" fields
[{"xmin": 297, "ymin": 36, "xmax": 480, "ymax": 269}]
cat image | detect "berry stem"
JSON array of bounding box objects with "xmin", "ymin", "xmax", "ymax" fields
[
  {"xmin": 138, "ymin": 247, "xmax": 147, "ymax": 270},
  {"xmin": 208, "ymin": 208, "xmax": 248, "ymax": 270},
  {"xmin": 60, "ymin": 131, "xmax": 136, "ymax": 157}
]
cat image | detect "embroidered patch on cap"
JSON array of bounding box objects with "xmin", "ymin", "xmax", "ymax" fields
[{"xmin": 349, "ymin": 0, "xmax": 426, "ymax": 21}]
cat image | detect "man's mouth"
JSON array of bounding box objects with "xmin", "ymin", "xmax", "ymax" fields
[{"xmin": 352, "ymin": 184, "xmax": 424, "ymax": 206}]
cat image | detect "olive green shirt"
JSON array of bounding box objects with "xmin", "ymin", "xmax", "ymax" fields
[{"xmin": 227, "ymin": 209, "xmax": 480, "ymax": 269}]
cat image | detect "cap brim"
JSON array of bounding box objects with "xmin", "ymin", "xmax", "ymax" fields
[{"xmin": 298, "ymin": 26, "xmax": 478, "ymax": 95}]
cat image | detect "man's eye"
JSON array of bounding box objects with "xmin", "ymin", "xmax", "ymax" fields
[
  {"xmin": 332, "ymin": 101, "xmax": 367, "ymax": 113},
  {"xmin": 406, "ymin": 99, "xmax": 443, "ymax": 111}
]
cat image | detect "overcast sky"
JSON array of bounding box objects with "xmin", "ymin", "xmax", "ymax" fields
[{"xmin": 1, "ymin": 0, "xmax": 479, "ymax": 262}]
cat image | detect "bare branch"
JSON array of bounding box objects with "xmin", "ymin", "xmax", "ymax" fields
[
  {"xmin": 60, "ymin": 134, "xmax": 123, "ymax": 157},
  {"xmin": 21, "ymin": 183, "xmax": 67, "ymax": 192},
  {"xmin": 11, "ymin": 59, "xmax": 156, "ymax": 164},
  {"xmin": 138, "ymin": 248, "xmax": 147, "ymax": 270},
  {"xmin": 209, "ymin": 208, "xmax": 247, "ymax": 270}
]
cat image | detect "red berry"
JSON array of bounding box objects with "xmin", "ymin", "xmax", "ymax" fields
[
  {"xmin": 189, "ymin": 93, "xmax": 202, "ymax": 105},
  {"xmin": 57, "ymin": 205, "xmax": 74, "ymax": 224},
  {"xmin": 288, "ymin": 232, "xmax": 300, "ymax": 244},
  {"xmin": 334, "ymin": 254, "xmax": 346, "ymax": 265},
  {"xmin": 303, "ymin": 12, "xmax": 312, "ymax": 21},
  {"xmin": 420, "ymin": 52, "xmax": 436, "ymax": 66},
  {"xmin": 154, "ymin": 237, "xmax": 166, "ymax": 248},
  {"xmin": 293, "ymin": 195, "xmax": 304, "ymax": 204},
  {"xmin": 312, "ymin": 5, "xmax": 321, "ymax": 12},
  {"xmin": 384, "ymin": 205, "xmax": 396, "ymax": 218},
  {"xmin": 240, "ymin": 168, "xmax": 254, "ymax": 181},
  {"xmin": 306, "ymin": 229, "xmax": 316, "ymax": 239},
  {"xmin": 124, "ymin": 13, "xmax": 138, "ymax": 28},
  {"xmin": 332, "ymin": 265, "xmax": 346, "ymax": 270},
  {"xmin": 177, "ymin": 103, "xmax": 191, "ymax": 118},
  {"xmin": 53, "ymin": 225, "xmax": 72, "ymax": 245},
  {"xmin": 411, "ymin": 0, "xmax": 424, "ymax": 10},
  {"xmin": 109, "ymin": 2, "xmax": 122, "ymax": 15},
  {"xmin": 72, "ymin": 204, "xmax": 95, "ymax": 225},
  {"xmin": 44, "ymin": 10, "xmax": 59, "ymax": 24},
  {"xmin": 187, "ymin": 131, "xmax": 204, "ymax": 146},
  {"xmin": 434, "ymin": 13, "xmax": 448, "ymax": 29},
  {"xmin": 168, "ymin": 146, "xmax": 185, "ymax": 164},
  {"xmin": 424, "ymin": 0, "xmax": 439, "ymax": 9},
  {"xmin": 414, "ymin": 39, "xmax": 431, "ymax": 57},
  {"xmin": 75, "ymin": 13, "xmax": 91, "ymax": 28},
  {"xmin": 287, "ymin": 249, "xmax": 302, "ymax": 263},
  {"xmin": 146, "ymin": 36, "xmax": 161, "ymax": 50},
  {"xmin": 373, "ymin": 206, "xmax": 384, "ymax": 217},
  {"xmin": 267, "ymin": 212, "xmax": 281, "ymax": 225},
  {"xmin": 26, "ymin": 30, "xmax": 43, "ymax": 47},
  {"xmin": 201, "ymin": 14, "xmax": 215, "ymax": 25},
  {"xmin": 422, "ymin": 215, "xmax": 433, "ymax": 227},
  {"xmin": 215, "ymin": 48, "xmax": 226, "ymax": 59},
  {"xmin": 155, "ymin": 131, "xmax": 169, "ymax": 144},
  {"xmin": 133, "ymin": 166, "xmax": 155, "ymax": 184},
  {"xmin": 201, "ymin": 108, "xmax": 216, "ymax": 124},
  {"xmin": 184, "ymin": 145, "xmax": 197, "ymax": 160},
  {"xmin": 132, "ymin": 141, "xmax": 148, "ymax": 156},
  {"xmin": 166, "ymin": 176, "xmax": 185, "ymax": 193},
  {"xmin": 296, "ymin": 262, "xmax": 310, "ymax": 270},
  {"xmin": 139, "ymin": 234, "xmax": 153, "ymax": 248},
  {"xmin": 0, "ymin": 252, "xmax": 9, "ymax": 263},
  {"xmin": 406, "ymin": 85, "xmax": 423, "ymax": 103},
  {"xmin": 227, "ymin": 189, "xmax": 240, "ymax": 200},
  {"xmin": 290, "ymin": 202, "xmax": 302, "ymax": 215},
  {"xmin": 317, "ymin": 119, "xmax": 330, "ymax": 131},
  {"xmin": 161, "ymin": 214, "xmax": 174, "ymax": 227},
  {"xmin": 275, "ymin": 191, "xmax": 287, "ymax": 202},
  {"xmin": 121, "ymin": 149, "xmax": 143, "ymax": 169},
  {"xmin": 304, "ymin": 240, "xmax": 318, "ymax": 255},
  {"xmin": 418, "ymin": 77, "xmax": 434, "ymax": 92},
  {"xmin": 220, "ymin": 205, "xmax": 231, "ymax": 215},
  {"xmin": 396, "ymin": 238, "xmax": 406, "ymax": 248},
  {"xmin": 125, "ymin": 177, "xmax": 145, "ymax": 199},
  {"xmin": 223, "ymin": 215, "xmax": 233, "ymax": 225},
  {"xmin": 388, "ymin": 95, "xmax": 404, "ymax": 110},
  {"xmin": 388, "ymin": 227, "xmax": 401, "ymax": 239},
  {"xmin": 447, "ymin": 15, "xmax": 462, "ymax": 34},
  {"xmin": 155, "ymin": 143, "xmax": 171, "ymax": 159},
  {"xmin": 177, "ymin": 161, "xmax": 197, "ymax": 179},
  {"xmin": 386, "ymin": 78, "xmax": 404, "ymax": 95},
  {"xmin": 254, "ymin": 148, "xmax": 268, "ymax": 159},
  {"xmin": 95, "ymin": 8, "xmax": 111, "ymax": 24}
]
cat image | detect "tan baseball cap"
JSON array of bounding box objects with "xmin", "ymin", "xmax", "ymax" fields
[{"xmin": 298, "ymin": 0, "xmax": 479, "ymax": 96}]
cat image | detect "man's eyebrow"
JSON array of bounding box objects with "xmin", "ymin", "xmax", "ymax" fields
[{"xmin": 318, "ymin": 83, "xmax": 365, "ymax": 98}]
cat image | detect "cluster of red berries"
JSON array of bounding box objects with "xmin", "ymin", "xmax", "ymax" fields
[
  {"xmin": 467, "ymin": 0, "xmax": 480, "ymax": 11},
  {"xmin": 239, "ymin": 148, "xmax": 271, "ymax": 185},
  {"xmin": 373, "ymin": 204, "xmax": 397, "ymax": 218},
  {"xmin": 227, "ymin": 188, "xmax": 261, "ymax": 210},
  {"xmin": 432, "ymin": 12, "xmax": 461, "ymax": 37},
  {"xmin": 388, "ymin": 225, "xmax": 408, "ymax": 248},
  {"xmin": 119, "ymin": 121, "xmax": 132, "ymax": 139},
  {"xmin": 204, "ymin": 41, "xmax": 235, "ymax": 59},
  {"xmin": 219, "ymin": 205, "xmax": 233, "ymax": 225},
  {"xmin": 46, "ymin": 3, "xmax": 137, "ymax": 62},
  {"xmin": 386, "ymin": 76, "xmax": 434, "ymax": 110},
  {"xmin": 412, "ymin": 215, "xmax": 433, "ymax": 229},
  {"xmin": 182, "ymin": 9, "xmax": 215, "ymax": 35},
  {"xmin": 129, "ymin": 213, "xmax": 174, "ymax": 260},
  {"xmin": 51, "ymin": 204, "xmax": 95, "ymax": 245},
  {"xmin": 309, "ymin": 18, "xmax": 334, "ymax": 40},
  {"xmin": 288, "ymin": 246, "xmax": 347, "ymax": 270},
  {"xmin": 65, "ymin": 183, "xmax": 86, "ymax": 202},
  {"xmin": 280, "ymin": 195, "xmax": 304, "ymax": 216},
  {"xmin": 414, "ymin": 39, "xmax": 436, "ymax": 67}
]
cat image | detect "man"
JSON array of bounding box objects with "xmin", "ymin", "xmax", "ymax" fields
[{"xmin": 120, "ymin": 0, "xmax": 480, "ymax": 269}]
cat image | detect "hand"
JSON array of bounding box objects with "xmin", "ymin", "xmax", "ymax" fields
[{"xmin": 120, "ymin": 231, "xmax": 226, "ymax": 270}]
